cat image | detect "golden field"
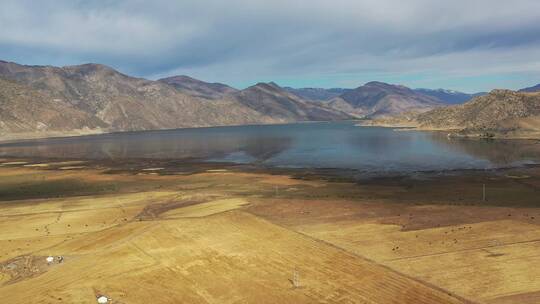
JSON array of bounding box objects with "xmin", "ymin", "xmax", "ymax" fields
[{"xmin": 0, "ymin": 159, "xmax": 539, "ymax": 303}]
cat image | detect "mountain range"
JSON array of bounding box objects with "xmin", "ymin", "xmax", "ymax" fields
[
  {"xmin": 286, "ymin": 86, "xmax": 484, "ymax": 105},
  {"xmin": 328, "ymin": 81, "xmax": 444, "ymax": 118},
  {"xmin": 367, "ymin": 89, "xmax": 540, "ymax": 139},
  {"xmin": 413, "ymin": 88, "xmax": 486, "ymax": 104},
  {"xmin": 0, "ymin": 60, "xmax": 350, "ymax": 139},
  {"xmin": 0, "ymin": 59, "xmax": 539, "ymax": 139},
  {"xmin": 285, "ymin": 83, "xmax": 487, "ymax": 119}
]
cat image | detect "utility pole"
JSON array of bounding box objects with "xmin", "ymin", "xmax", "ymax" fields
[{"xmin": 483, "ymin": 184, "xmax": 486, "ymax": 202}]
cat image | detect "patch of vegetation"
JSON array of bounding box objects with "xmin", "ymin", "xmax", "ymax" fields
[{"xmin": 0, "ymin": 178, "xmax": 120, "ymax": 201}]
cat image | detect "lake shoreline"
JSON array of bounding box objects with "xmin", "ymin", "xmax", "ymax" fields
[
  {"xmin": 0, "ymin": 120, "xmax": 361, "ymax": 144},
  {"xmin": 1, "ymin": 156, "xmax": 539, "ymax": 207},
  {"xmin": 356, "ymin": 120, "xmax": 540, "ymax": 140}
]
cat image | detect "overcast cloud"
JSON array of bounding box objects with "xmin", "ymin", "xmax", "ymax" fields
[{"xmin": 1, "ymin": 0, "xmax": 539, "ymax": 92}]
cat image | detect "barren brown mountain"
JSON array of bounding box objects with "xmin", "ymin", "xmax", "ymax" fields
[
  {"xmin": 416, "ymin": 89, "xmax": 540, "ymax": 138},
  {"xmin": 0, "ymin": 61, "xmax": 350, "ymax": 138},
  {"xmin": 283, "ymin": 87, "xmax": 351, "ymax": 102},
  {"xmin": 234, "ymin": 82, "xmax": 351, "ymax": 122},
  {"xmin": 0, "ymin": 78, "xmax": 105, "ymax": 135},
  {"xmin": 329, "ymin": 81, "xmax": 443, "ymax": 118},
  {"xmin": 158, "ymin": 75, "xmax": 238, "ymax": 99}
]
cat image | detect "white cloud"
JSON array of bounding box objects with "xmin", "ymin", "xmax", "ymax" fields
[{"xmin": 0, "ymin": 0, "xmax": 539, "ymax": 90}]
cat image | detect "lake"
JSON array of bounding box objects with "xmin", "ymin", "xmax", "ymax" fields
[{"xmin": 1, "ymin": 122, "xmax": 539, "ymax": 175}]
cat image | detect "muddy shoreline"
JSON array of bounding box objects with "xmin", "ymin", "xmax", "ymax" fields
[
  {"xmin": 1, "ymin": 156, "xmax": 539, "ymax": 208},
  {"xmin": 357, "ymin": 120, "xmax": 540, "ymax": 140}
]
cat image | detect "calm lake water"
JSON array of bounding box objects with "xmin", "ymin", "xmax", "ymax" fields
[{"xmin": 1, "ymin": 122, "xmax": 539, "ymax": 174}]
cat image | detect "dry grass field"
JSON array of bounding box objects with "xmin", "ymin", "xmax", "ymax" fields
[
  {"xmin": 249, "ymin": 198, "xmax": 540, "ymax": 304},
  {"xmin": 0, "ymin": 159, "xmax": 539, "ymax": 303}
]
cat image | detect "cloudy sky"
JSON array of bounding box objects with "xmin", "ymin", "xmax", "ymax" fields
[{"xmin": 1, "ymin": 0, "xmax": 539, "ymax": 92}]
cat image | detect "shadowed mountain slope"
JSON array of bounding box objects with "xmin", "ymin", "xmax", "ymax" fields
[
  {"xmin": 414, "ymin": 88, "xmax": 485, "ymax": 104},
  {"xmin": 519, "ymin": 83, "xmax": 540, "ymax": 93},
  {"xmin": 329, "ymin": 81, "xmax": 443, "ymax": 118},
  {"xmin": 158, "ymin": 75, "xmax": 238, "ymax": 99},
  {"xmin": 283, "ymin": 87, "xmax": 352, "ymax": 102},
  {"xmin": 234, "ymin": 82, "xmax": 352, "ymax": 122}
]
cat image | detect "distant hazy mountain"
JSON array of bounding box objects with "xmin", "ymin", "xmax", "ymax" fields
[
  {"xmin": 0, "ymin": 60, "xmax": 350, "ymax": 138},
  {"xmin": 519, "ymin": 83, "xmax": 540, "ymax": 93},
  {"xmin": 234, "ymin": 82, "xmax": 352, "ymax": 122},
  {"xmin": 158, "ymin": 75, "xmax": 237, "ymax": 99},
  {"xmin": 328, "ymin": 81, "xmax": 443, "ymax": 118},
  {"xmin": 414, "ymin": 88, "xmax": 486, "ymax": 104},
  {"xmin": 415, "ymin": 89, "xmax": 540, "ymax": 137},
  {"xmin": 283, "ymin": 87, "xmax": 352, "ymax": 102},
  {"xmin": 285, "ymin": 86, "xmax": 482, "ymax": 105}
]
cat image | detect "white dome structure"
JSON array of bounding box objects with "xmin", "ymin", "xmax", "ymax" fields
[{"xmin": 97, "ymin": 296, "xmax": 109, "ymax": 303}]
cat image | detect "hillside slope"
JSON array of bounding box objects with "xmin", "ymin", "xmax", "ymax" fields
[
  {"xmin": 0, "ymin": 61, "xmax": 271, "ymax": 132},
  {"xmin": 0, "ymin": 61, "xmax": 350, "ymax": 138},
  {"xmin": 158, "ymin": 75, "xmax": 238, "ymax": 99},
  {"xmin": 416, "ymin": 90, "xmax": 540, "ymax": 138},
  {"xmin": 329, "ymin": 82, "xmax": 443, "ymax": 118},
  {"xmin": 283, "ymin": 87, "xmax": 351, "ymax": 102},
  {"xmin": 233, "ymin": 82, "xmax": 352, "ymax": 122},
  {"xmin": 0, "ymin": 78, "xmax": 105, "ymax": 135}
]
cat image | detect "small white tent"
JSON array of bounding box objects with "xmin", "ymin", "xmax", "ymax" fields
[
  {"xmin": 46, "ymin": 256, "xmax": 54, "ymax": 264},
  {"xmin": 97, "ymin": 296, "xmax": 109, "ymax": 303}
]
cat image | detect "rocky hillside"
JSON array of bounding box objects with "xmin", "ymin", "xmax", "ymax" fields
[
  {"xmin": 0, "ymin": 78, "xmax": 105, "ymax": 134},
  {"xmin": 233, "ymin": 82, "xmax": 351, "ymax": 122},
  {"xmin": 414, "ymin": 88, "xmax": 485, "ymax": 104},
  {"xmin": 283, "ymin": 87, "xmax": 351, "ymax": 102},
  {"xmin": 328, "ymin": 81, "xmax": 443, "ymax": 118},
  {"xmin": 0, "ymin": 60, "xmax": 350, "ymax": 138},
  {"xmin": 415, "ymin": 90, "xmax": 540, "ymax": 137},
  {"xmin": 158, "ymin": 75, "xmax": 237, "ymax": 99}
]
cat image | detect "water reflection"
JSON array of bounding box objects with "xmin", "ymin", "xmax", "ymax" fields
[
  {"xmin": 0, "ymin": 127, "xmax": 293, "ymax": 163},
  {"xmin": 0, "ymin": 122, "xmax": 538, "ymax": 173},
  {"xmin": 243, "ymin": 137, "xmax": 292, "ymax": 163},
  {"xmin": 429, "ymin": 134, "xmax": 540, "ymax": 166}
]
